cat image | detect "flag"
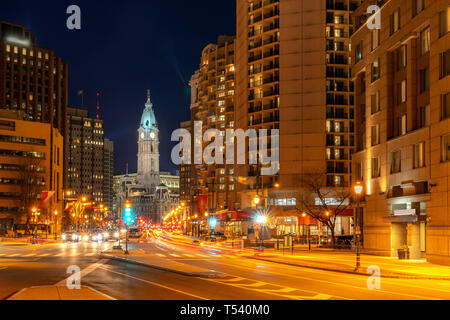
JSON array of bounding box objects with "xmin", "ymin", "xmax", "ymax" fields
[
  {"xmin": 40, "ymin": 191, "xmax": 55, "ymax": 208},
  {"xmin": 77, "ymin": 90, "xmax": 83, "ymax": 95}
]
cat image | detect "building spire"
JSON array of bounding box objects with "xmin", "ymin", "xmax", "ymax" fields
[{"xmin": 146, "ymin": 89, "xmax": 151, "ymax": 107}]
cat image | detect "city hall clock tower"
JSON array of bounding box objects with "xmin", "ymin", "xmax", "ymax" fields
[{"xmin": 137, "ymin": 90, "xmax": 160, "ymax": 191}]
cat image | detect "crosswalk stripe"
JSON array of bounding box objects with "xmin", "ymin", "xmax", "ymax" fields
[
  {"xmin": 23, "ymin": 253, "xmax": 35, "ymax": 257},
  {"xmin": 169, "ymin": 253, "xmax": 180, "ymax": 257}
]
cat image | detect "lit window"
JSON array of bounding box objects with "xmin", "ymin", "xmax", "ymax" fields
[
  {"xmin": 414, "ymin": 142, "xmax": 425, "ymax": 169},
  {"xmin": 390, "ymin": 9, "xmax": 400, "ymax": 35},
  {"xmin": 420, "ymin": 28, "xmax": 430, "ymax": 55},
  {"xmin": 439, "ymin": 6, "xmax": 450, "ymax": 37}
]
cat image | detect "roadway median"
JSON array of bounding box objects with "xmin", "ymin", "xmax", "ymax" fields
[{"xmin": 100, "ymin": 249, "xmax": 224, "ymax": 278}]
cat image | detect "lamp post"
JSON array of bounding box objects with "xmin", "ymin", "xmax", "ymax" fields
[
  {"xmin": 255, "ymin": 214, "xmax": 267, "ymax": 251},
  {"xmin": 31, "ymin": 207, "xmax": 40, "ymax": 240},
  {"xmin": 353, "ymin": 182, "xmax": 363, "ymax": 272},
  {"xmin": 54, "ymin": 210, "xmax": 58, "ymax": 240}
]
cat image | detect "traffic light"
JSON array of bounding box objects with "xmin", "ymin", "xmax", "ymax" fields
[{"xmin": 124, "ymin": 200, "xmax": 134, "ymax": 225}]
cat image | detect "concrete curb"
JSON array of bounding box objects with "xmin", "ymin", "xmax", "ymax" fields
[
  {"xmin": 245, "ymin": 255, "xmax": 450, "ymax": 280},
  {"xmin": 100, "ymin": 253, "xmax": 224, "ymax": 278}
]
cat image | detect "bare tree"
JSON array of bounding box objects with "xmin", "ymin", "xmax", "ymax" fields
[
  {"xmin": 17, "ymin": 156, "xmax": 45, "ymax": 234},
  {"xmin": 298, "ymin": 171, "xmax": 353, "ymax": 248}
]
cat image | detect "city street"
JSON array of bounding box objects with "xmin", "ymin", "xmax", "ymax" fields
[{"xmin": 2, "ymin": 234, "xmax": 450, "ymax": 300}]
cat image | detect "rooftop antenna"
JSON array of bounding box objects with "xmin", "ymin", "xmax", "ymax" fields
[{"xmin": 96, "ymin": 91, "xmax": 101, "ymax": 119}]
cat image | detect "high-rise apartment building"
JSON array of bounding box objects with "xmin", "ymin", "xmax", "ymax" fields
[
  {"xmin": 0, "ymin": 21, "xmax": 68, "ymax": 138},
  {"xmin": 66, "ymin": 107, "xmax": 107, "ymax": 204},
  {"xmin": 189, "ymin": 36, "xmax": 237, "ymax": 216},
  {"xmin": 235, "ymin": 0, "xmax": 362, "ymax": 235},
  {"xmin": 103, "ymin": 138, "xmax": 114, "ymax": 211},
  {"xmin": 351, "ymin": 0, "xmax": 450, "ymax": 263},
  {"xmin": 179, "ymin": 120, "xmax": 193, "ymax": 217}
]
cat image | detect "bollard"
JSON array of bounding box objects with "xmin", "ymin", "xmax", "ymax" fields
[
  {"xmin": 277, "ymin": 239, "xmax": 279, "ymax": 251},
  {"xmin": 291, "ymin": 240, "xmax": 294, "ymax": 255}
]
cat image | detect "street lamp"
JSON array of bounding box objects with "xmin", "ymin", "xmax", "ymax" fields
[
  {"xmin": 255, "ymin": 214, "xmax": 268, "ymax": 250},
  {"xmin": 353, "ymin": 181, "xmax": 363, "ymax": 272},
  {"xmin": 253, "ymin": 195, "xmax": 261, "ymax": 206},
  {"xmin": 54, "ymin": 210, "xmax": 58, "ymax": 240}
]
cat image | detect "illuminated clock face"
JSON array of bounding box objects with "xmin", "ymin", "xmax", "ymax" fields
[
  {"xmin": 150, "ymin": 132, "xmax": 155, "ymax": 139},
  {"xmin": 140, "ymin": 132, "xmax": 145, "ymax": 139}
]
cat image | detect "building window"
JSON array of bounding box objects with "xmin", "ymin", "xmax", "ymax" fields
[
  {"xmin": 414, "ymin": 142, "xmax": 425, "ymax": 169},
  {"xmin": 397, "ymin": 80, "xmax": 407, "ymax": 104},
  {"xmin": 371, "ymin": 58, "xmax": 380, "ymax": 82},
  {"xmin": 400, "ymin": 114, "xmax": 407, "ymax": 135},
  {"xmin": 412, "ymin": 0, "xmax": 424, "ymax": 17},
  {"xmin": 441, "ymin": 134, "xmax": 450, "ymax": 162},
  {"xmin": 371, "ymin": 157, "xmax": 380, "ymax": 178},
  {"xmin": 356, "ymin": 42, "xmax": 362, "ymax": 63},
  {"xmin": 420, "ymin": 67, "xmax": 430, "ymax": 92},
  {"xmin": 371, "ymin": 91, "xmax": 380, "ymax": 114},
  {"xmin": 391, "ymin": 150, "xmax": 401, "ymax": 174},
  {"xmin": 371, "ymin": 29, "xmax": 380, "ymax": 51},
  {"xmin": 371, "ymin": 124, "xmax": 380, "ymax": 146},
  {"xmin": 398, "ymin": 45, "xmax": 407, "ymax": 70},
  {"xmin": 441, "ymin": 50, "xmax": 450, "ymax": 78},
  {"xmin": 355, "ymin": 161, "xmax": 363, "ymax": 180},
  {"xmin": 421, "ymin": 28, "xmax": 430, "ymax": 55},
  {"xmin": 442, "ymin": 93, "xmax": 450, "ymax": 119},
  {"xmin": 420, "ymin": 105, "xmax": 430, "ymax": 127},
  {"xmin": 390, "ymin": 9, "xmax": 400, "ymax": 35},
  {"xmin": 440, "ymin": 6, "xmax": 450, "ymax": 37}
]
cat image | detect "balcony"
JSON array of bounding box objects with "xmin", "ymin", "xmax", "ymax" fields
[
  {"xmin": 263, "ymin": 22, "xmax": 279, "ymax": 32},
  {"xmin": 248, "ymin": 54, "xmax": 262, "ymax": 63},
  {"xmin": 263, "ymin": 63, "xmax": 279, "ymax": 71},
  {"xmin": 248, "ymin": 1, "xmax": 262, "ymax": 12}
]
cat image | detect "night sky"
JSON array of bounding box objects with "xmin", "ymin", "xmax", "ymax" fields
[{"xmin": 1, "ymin": 0, "xmax": 236, "ymax": 174}]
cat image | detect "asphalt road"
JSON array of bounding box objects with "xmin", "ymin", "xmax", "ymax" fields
[{"xmin": 1, "ymin": 235, "xmax": 450, "ymax": 300}]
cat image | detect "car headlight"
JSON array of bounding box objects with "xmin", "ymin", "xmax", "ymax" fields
[
  {"xmin": 114, "ymin": 232, "xmax": 119, "ymax": 238},
  {"xmin": 104, "ymin": 232, "xmax": 109, "ymax": 238},
  {"xmin": 72, "ymin": 235, "xmax": 77, "ymax": 241},
  {"xmin": 93, "ymin": 235, "xmax": 97, "ymax": 241},
  {"xmin": 62, "ymin": 234, "xmax": 67, "ymax": 240},
  {"xmin": 83, "ymin": 235, "xmax": 89, "ymax": 241}
]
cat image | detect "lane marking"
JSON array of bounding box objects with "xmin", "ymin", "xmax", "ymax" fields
[
  {"xmin": 99, "ymin": 266, "xmax": 208, "ymax": 300},
  {"xmin": 210, "ymin": 257, "xmax": 440, "ymax": 300},
  {"xmin": 156, "ymin": 253, "xmax": 166, "ymax": 258},
  {"xmin": 55, "ymin": 259, "xmax": 110, "ymax": 286},
  {"xmin": 183, "ymin": 254, "xmax": 195, "ymax": 258},
  {"xmin": 169, "ymin": 253, "xmax": 181, "ymax": 258},
  {"xmin": 9, "ymin": 254, "xmax": 20, "ymax": 257}
]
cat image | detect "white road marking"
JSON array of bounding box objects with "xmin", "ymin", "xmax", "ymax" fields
[
  {"xmin": 156, "ymin": 253, "xmax": 166, "ymax": 258},
  {"xmin": 55, "ymin": 259, "xmax": 110, "ymax": 286},
  {"xmin": 99, "ymin": 266, "xmax": 208, "ymax": 300},
  {"xmin": 169, "ymin": 253, "xmax": 181, "ymax": 257}
]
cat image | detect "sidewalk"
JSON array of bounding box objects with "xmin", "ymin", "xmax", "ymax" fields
[
  {"xmin": 100, "ymin": 249, "xmax": 223, "ymax": 278},
  {"xmin": 241, "ymin": 247, "xmax": 450, "ymax": 280},
  {"xmin": 8, "ymin": 285, "xmax": 114, "ymax": 300}
]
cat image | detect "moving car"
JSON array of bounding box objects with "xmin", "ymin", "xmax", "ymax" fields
[{"xmin": 62, "ymin": 231, "xmax": 81, "ymax": 242}]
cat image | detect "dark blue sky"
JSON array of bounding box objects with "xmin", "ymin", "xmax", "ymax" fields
[{"xmin": 1, "ymin": 0, "xmax": 236, "ymax": 174}]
